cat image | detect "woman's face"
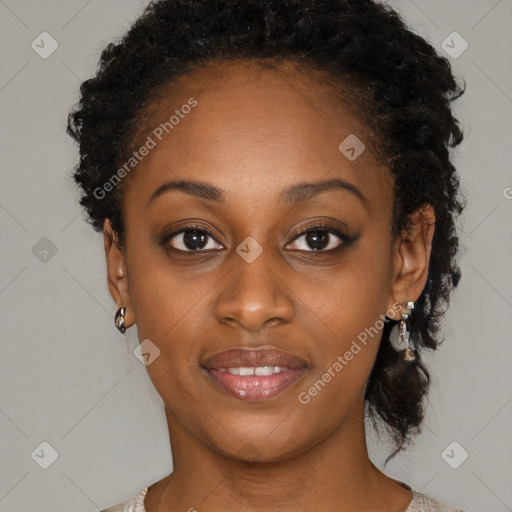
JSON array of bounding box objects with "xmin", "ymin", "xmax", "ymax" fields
[{"xmin": 105, "ymin": 59, "xmax": 425, "ymax": 462}]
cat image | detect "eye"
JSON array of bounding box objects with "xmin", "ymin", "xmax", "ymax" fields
[
  {"xmin": 161, "ymin": 222, "xmax": 354, "ymax": 254},
  {"xmin": 162, "ymin": 224, "xmax": 224, "ymax": 252},
  {"xmin": 286, "ymin": 225, "xmax": 350, "ymax": 252}
]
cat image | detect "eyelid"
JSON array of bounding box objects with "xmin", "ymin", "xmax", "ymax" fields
[
  {"xmin": 285, "ymin": 223, "xmax": 350, "ymax": 253},
  {"xmin": 287, "ymin": 219, "xmax": 349, "ymax": 242},
  {"xmin": 160, "ymin": 222, "xmax": 224, "ymax": 249}
]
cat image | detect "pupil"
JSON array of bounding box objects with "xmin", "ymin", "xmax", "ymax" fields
[
  {"xmin": 306, "ymin": 230, "xmax": 329, "ymax": 250},
  {"xmin": 184, "ymin": 230, "xmax": 208, "ymax": 250}
]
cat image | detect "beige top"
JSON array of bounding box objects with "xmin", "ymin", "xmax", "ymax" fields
[{"xmin": 101, "ymin": 480, "xmax": 467, "ymax": 511}]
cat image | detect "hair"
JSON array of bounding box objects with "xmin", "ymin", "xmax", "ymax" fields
[{"xmin": 67, "ymin": 0, "xmax": 466, "ymax": 462}]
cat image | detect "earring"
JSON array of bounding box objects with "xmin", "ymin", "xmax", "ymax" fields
[
  {"xmin": 389, "ymin": 300, "xmax": 416, "ymax": 362},
  {"xmin": 115, "ymin": 307, "xmax": 127, "ymax": 334}
]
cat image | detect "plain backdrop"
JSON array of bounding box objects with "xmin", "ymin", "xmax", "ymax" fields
[{"xmin": 0, "ymin": 1, "xmax": 511, "ymax": 511}]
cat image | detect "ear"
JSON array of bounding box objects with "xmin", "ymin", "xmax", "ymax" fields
[
  {"xmin": 104, "ymin": 218, "xmax": 135, "ymax": 329},
  {"xmin": 386, "ymin": 203, "xmax": 435, "ymax": 319}
]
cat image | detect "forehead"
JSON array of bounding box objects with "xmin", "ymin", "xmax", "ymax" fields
[{"xmin": 123, "ymin": 59, "xmax": 392, "ymax": 211}]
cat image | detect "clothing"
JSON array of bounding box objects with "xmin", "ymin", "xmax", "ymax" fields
[{"xmin": 100, "ymin": 480, "xmax": 466, "ymax": 512}]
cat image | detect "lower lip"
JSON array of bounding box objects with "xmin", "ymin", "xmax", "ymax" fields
[{"xmin": 204, "ymin": 367, "xmax": 307, "ymax": 401}]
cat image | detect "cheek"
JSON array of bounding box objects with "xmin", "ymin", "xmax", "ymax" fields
[
  {"xmin": 298, "ymin": 233, "xmax": 392, "ymax": 346},
  {"xmin": 125, "ymin": 221, "xmax": 198, "ymax": 333},
  {"xmin": 124, "ymin": 241, "xmax": 207, "ymax": 381},
  {"xmin": 290, "ymin": 232, "xmax": 393, "ymax": 396}
]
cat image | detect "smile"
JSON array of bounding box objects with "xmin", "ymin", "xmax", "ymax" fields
[{"xmin": 204, "ymin": 365, "xmax": 307, "ymax": 401}]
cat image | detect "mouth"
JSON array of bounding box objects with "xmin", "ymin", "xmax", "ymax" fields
[{"xmin": 201, "ymin": 347, "xmax": 309, "ymax": 402}]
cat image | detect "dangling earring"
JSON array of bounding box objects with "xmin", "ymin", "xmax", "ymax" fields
[
  {"xmin": 389, "ymin": 300, "xmax": 416, "ymax": 362},
  {"xmin": 115, "ymin": 307, "xmax": 127, "ymax": 334}
]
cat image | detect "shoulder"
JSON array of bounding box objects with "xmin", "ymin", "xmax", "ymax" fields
[
  {"xmin": 100, "ymin": 487, "xmax": 148, "ymax": 512},
  {"xmin": 407, "ymin": 489, "xmax": 467, "ymax": 512}
]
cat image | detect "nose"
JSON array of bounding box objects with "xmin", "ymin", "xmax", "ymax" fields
[{"xmin": 214, "ymin": 248, "xmax": 295, "ymax": 333}]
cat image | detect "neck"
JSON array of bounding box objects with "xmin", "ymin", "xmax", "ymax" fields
[{"xmin": 145, "ymin": 399, "xmax": 412, "ymax": 512}]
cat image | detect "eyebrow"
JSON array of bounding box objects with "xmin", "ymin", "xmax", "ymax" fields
[{"xmin": 147, "ymin": 177, "xmax": 367, "ymax": 206}]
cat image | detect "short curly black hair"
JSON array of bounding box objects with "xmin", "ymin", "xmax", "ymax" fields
[{"xmin": 67, "ymin": 0, "xmax": 466, "ymax": 462}]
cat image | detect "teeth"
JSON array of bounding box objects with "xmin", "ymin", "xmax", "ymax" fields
[
  {"xmin": 255, "ymin": 366, "xmax": 274, "ymax": 376},
  {"xmin": 223, "ymin": 366, "xmax": 283, "ymax": 375}
]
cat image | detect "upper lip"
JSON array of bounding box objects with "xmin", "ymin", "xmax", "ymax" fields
[{"xmin": 202, "ymin": 347, "xmax": 309, "ymax": 370}]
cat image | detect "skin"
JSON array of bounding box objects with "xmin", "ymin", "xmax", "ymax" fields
[{"xmin": 104, "ymin": 59, "xmax": 435, "ymax": 512}]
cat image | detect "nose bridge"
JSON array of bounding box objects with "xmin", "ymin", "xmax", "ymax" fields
[{"xmin": 214, "ymin": 239, "xmax": 294, "ymax": 331}]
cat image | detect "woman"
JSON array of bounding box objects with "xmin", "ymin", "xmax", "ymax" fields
[{"xmin": 67, "ymin": 0, "xmax": 467, "ymax": 510}]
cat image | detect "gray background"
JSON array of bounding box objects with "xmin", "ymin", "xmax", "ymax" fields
[{"xmin": 0, "ymin": 1, "xmax": 511, "ymax": 511}]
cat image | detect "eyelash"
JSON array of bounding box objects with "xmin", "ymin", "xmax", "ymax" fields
[{"xmin": 160, "ymin": 221, "xmax": 354, "ymax": 254}]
